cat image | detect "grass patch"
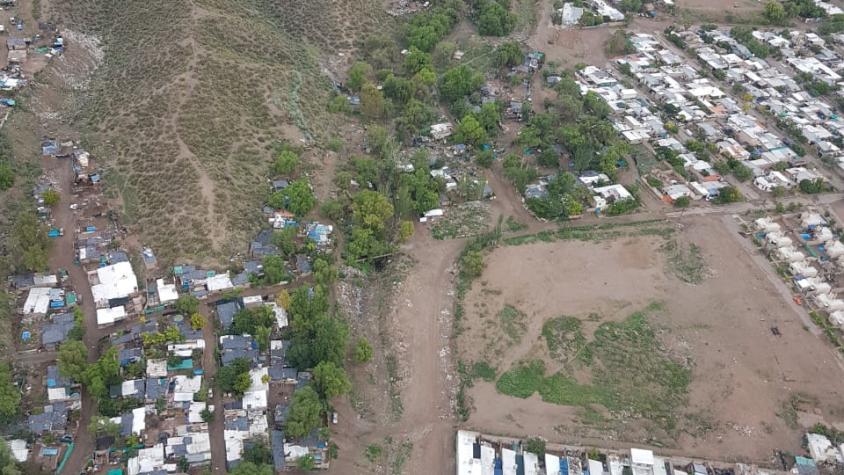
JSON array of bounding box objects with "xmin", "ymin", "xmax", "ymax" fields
[
  {"xmin": 365, "ymin": 444, "xmax": 382, "ymax": 463},
  {"xmin": 496, "ymin": 306, "xmax": 691, "ymax": 434},
  {"xmin": 661, "ymin": 239, "xmax": 707, "ymax": 284},
  {"xmin": 505, "ymin": 216, "xmax": 527, "ymax": 233},
  {"xmin": 471, "ymin": 361, "xmax": 497, "ymax": 382},
  {"xmin": 385, "ymin": 354, "xmax": 403, "ymax": 420},
  {"xmin": 504, "ymin": 219, "xmax": 672, "ymax": 246},
  {"xmin": 431, "ymin": 201, "xmax": 490, "ymax": 240},
  {"xmin": 542, "ymin": 316, "xmax": 591, "ymax": 365},
  {"xmin": 498, "ymin": 305, "xmax": 527, "ymax": 344}
]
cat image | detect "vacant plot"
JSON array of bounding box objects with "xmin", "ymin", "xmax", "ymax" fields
[{"xmin": 458, "ymin": 217, "xmax": 844, "ymax": 462}]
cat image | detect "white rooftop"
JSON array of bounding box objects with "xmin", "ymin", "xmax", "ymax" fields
[
  {"xmin": 96, "ymin": 306, "xmax": 127, "ymax": 326},
  {"xmin": 22, "ymin": 287, "xmax": 51, "ymax": 315},
  {"xmin": 90, "ymin": 261, "xmax": 138, "ymax": 305}
]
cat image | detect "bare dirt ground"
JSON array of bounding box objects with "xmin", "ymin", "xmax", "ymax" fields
[
  {"xmin": 459, "ymin": 216, "xmax": 844, "ymax": 464},
  {"xmin": 676, "ymin": 0, "xmax": 764, "ymax": 19},
  {"xmin": 527, "ymin": 0, "xmax": 614, "ymax": 68},
  {"xmin": 330, "ymin": 228, "xmax": 463, "ymax": 474}
]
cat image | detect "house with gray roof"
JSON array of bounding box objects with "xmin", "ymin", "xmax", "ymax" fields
[
  {"xmin": 216, "ymin": 300, "xmax": 242, "ymax": 329},
  {"xmin": 28, "ymin": 402, "xmax": 68, "ymax": 434},
  {"xmin": 219, "ymin": 335, "xmax": 259, "ymax": 367},
  {"xmin": 42, "ymin": 312, "xmax": 75, "ymax": 348}
]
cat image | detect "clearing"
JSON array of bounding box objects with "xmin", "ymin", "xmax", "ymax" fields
[{"xmin": 458, "ymin": 217, "xmax": 844, "ymax": 462}]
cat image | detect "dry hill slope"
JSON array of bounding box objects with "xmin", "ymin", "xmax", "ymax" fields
[{"xmin": 52, "ymin": 0, "xmax": 392, "ymax": 263}]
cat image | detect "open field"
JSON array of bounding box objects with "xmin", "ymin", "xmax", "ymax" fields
[
  {"xmin": 50, "ymin": 0, "xmax": 394, "ymax": 264},
  {"xmin": 458, "ymin": 217, "xmax": 844, "ymax": 462}
]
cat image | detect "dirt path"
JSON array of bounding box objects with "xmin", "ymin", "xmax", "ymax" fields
[
  {"xmin": 45, "ymin": 154, "xmax": 99, "ymax": 474},
  {"xmin": 390, "ymin": 229, "xmax": 463, "ymax": 474}
]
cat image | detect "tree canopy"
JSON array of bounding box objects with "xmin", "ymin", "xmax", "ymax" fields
[
  {"xmin": 286, "ymin": 386, "xmax": 323, "ymax": 439},
  {"xmin": 0, "ymin": 364, "xmax": 19, "ymax": 423},
  {"xmin": 312, "ymin": 361, "xmax": 351, "ymax": 400}
]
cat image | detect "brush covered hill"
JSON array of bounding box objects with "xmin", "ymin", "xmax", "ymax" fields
[{"xmin": 53, "ymin": 0, "xmax": 393, "ymax": 263}]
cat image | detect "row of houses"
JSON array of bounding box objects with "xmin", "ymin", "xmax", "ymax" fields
[
  {"xmin": 458, "ymin": 429, "xmax": 839, "ymax": 475},
  {"xmin": 618, "ymin": 31, "xmax": 830, "ymax": 197},
  {"xmin": 753, "ymin": 211, "xmax": 844, "ymax": 325},
  {"xmin": 681, "ymin": 27, "xmax": 844, "ymax": 163},
  {"xmin": 213, "ymin": 294, "xmax": 329, "ymax": 471}
]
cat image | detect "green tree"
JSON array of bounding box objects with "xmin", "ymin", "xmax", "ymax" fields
[
  {"xmin": 360, "ymin": 82, "xmax": 386, "ymax": 121},
  {"xmin": 262, "ymin": 255, "xmax": 288, "ymax": 285},
  {"xmin": 0, "ymin": 364, "xmax": 19, "ymax": 422},
  {"xmin": 716, "ymin": 186, "xmax": 742, "ymax": 204},
  {"xmin": 58, "ymin": 340, "xmax": 88, "ymax": 381},
  {"xmin": 383, "ymin": 74, "xmax": 414, "ymax": 104},
  {"xmin": 0, "ymin": 439, "xmax": 20, "ymax": 475},
  {"xmin": 190, "ymin": 312, "xmax": 204, "ymax": 330},
  {"xmin": 297, "ymin": 455, "xmax": 316, "ymax": 471},
  {"xmin": 354, "ymin": 338, "xmax": 373, "ymax": 363},
  {"xmin": 218, "ymin": 358, "xmax": 252, "ymax": 396},
  {"xmin": 474, "ymin": 102, "xmax": 502, "ymax": 134},
  {"xmin": 8, "ymin": 211, "xmax": 50, "ymax": 272},
  {"xmin": 286, "ymin": 386, "xmax": 323, "ymax": 438},
  {"xmin": 232, "ymin": 306, "xmax": 275, "ymax": 335},
  {"xmin": 272, "ymin": 149, "xmax": 300, "ymax": 176},
  {"xmin": 271, "ymin": 227, "xmax": 298, "ymax": 257},
  {"xmin": 230, "ymin": 462, "xmax": 273, "ymax": 475},
  {"xmin": 255, "ymin": 325, "xmax": 271, "ymax": 353},
  {"xmin": 346, "ymin": 62, "xmax": 373, "ymax": 92},
  {"xmin": 88, "ymin": 416, "xmax": 121, "ymax": 437},
  {"xmin": 456, "ymin": 115, "xmax": 486, "ymax": 145},
  {"xmin": 477, "ymin": 1, "xmax": 516, "ymax": 36},
  {"xmin": 270, "ymin": 179, "xmax": 316, "ymax": 216},
  {"xmin": 674, "ymin": 196, "xmax": 691, "ymax": 208},
  {"xmin": 243, "ymin": 440, "xmax": 273, "ymax": 466},
  {"xmin": 495, "ymin": 41, "xmax": 523, "ymax": 68},
  {"xmin": 605, "ymin": 29, "xmax": 632, "ymax": 56},
  {"xmin": 352, "ymin": 190, "xmax": 394, "ymax": 234},
  {"xmin": 175, "ymin": 295, "xmax": 200, "ymax": 315},
  {"xmin": 201, "ymin": 407, "xmax": 214, "ymax": 423},
  {"xmin": 404, "ymin": 47, "xmax": 432, "ymax": 75},
  {"xmin": 799, "ymin": 178, "xmax": 826, "ymax": 194},
  {"xmin": 313, "ymin": 361, "xmax": 351, "ymax": 400},
  {"xmin": 42, "ymin": 189, "xmax": 60, "ymax": 207},
  {"xmin": 764, "ymin": 1, "xmax": 788, "ymax": 24},
  {"xmin": 439, "ymin": 66, "xmax": 483, "ymax": 104}
]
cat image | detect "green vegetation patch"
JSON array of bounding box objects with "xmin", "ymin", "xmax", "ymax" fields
[
  {"xmin": 496, "ymin": 308, "xmax": 691, "ymax": 432},
  {"xmin": 431, "ymin": 201, "xmax": 491, "ymax": 240},
  {"xmin": 498, "ymin": 305, "xmax": 527, "ymax": 344},
  {"xmin": 661, "ymin": 239, "xmax": 708, "ymax": 284},
  {"xmin": 542, "ymin": 316, "xmax": 591, "ymax": 365},
  {"xmin": 504, "ymin": 219, "xmax": 673, "ymax": 246}
]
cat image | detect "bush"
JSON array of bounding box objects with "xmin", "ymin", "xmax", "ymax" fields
[
  {"xmin": 42, "ymin": 189, "xmax": 60, "ymax": 206},
  {"xmin": 354, "ymin": 338, "xmax": 373, "ymax": 363},
  {"xmin": 272, "ymin": 149, "xmax": 300, "ymax": 176},
  {"xmin": 799, "ymin": 178, "xmax": 826, "ymax": 194},
  {"xmin": 674, "ymin": 196, "xmax": 690, "ymax": 208},
  {"xmin": 715, "ymin": 186, "xmax": 742, "ymax": 204}
]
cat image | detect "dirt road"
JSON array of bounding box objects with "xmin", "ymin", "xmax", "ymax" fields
[
  {"xmin": 45, "ymin": 153, "xmax": 99, "ymax": 474},
  {"xmin": 389, "ymin": 229, "xmax": 462, "ymax": 474}
]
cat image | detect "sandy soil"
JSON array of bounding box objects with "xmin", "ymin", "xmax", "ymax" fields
[
  {"xmin": 328, "ymin": 228, "xmax": 463, "ymax": 474},
  {"xmin": 459, "ymin": 216, "xmax": 844, "ymax": 463},
  {"xmin": 527, "ymin": 0, "xmax": 614, "ymax": 69}
]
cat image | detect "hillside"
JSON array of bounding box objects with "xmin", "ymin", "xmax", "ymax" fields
[{"xmin": 52, "ymin": 0, "xmax": 394, "ymax": 263}]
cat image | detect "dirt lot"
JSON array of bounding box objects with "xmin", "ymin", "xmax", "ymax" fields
[{"xmin": 458, "ymin": 216, "xmax": 844, "ymax": 463}]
